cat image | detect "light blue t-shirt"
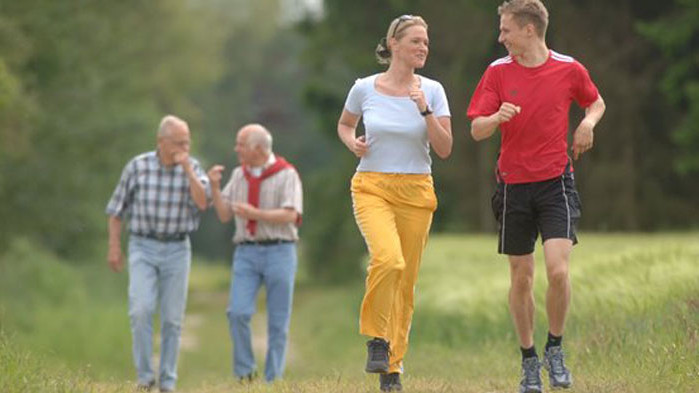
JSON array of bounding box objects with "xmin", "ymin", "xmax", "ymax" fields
[{"xmin": 344, "ymin": 73, "xmax": 451, "ymax": 174}]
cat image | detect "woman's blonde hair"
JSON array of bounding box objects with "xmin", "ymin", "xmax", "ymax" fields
[{"xmin": 375, "ymin": 15, "xmax": 428, "ymax": 65}]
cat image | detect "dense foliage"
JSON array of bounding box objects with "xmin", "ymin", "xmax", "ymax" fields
[{"xmin": 0, "ymin": 0, "xmax": 696, "ymax": 282}]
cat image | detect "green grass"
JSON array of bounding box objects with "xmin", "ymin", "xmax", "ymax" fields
[
  {"xmin": 1, "ymin": 233, "xmax": 697, "ymax": 392},
  {"xmin": 0, "ymin": 239, "xmax": 133, "ymax": 381}
]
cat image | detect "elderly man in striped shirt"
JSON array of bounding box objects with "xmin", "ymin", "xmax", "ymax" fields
[
  {"xmin": 106, "ymin": 115, "xmax": 210, "ymax": 392},
  {"xmin": 208, "ymin": 123, "xmax": 303, "ymax": 383}
]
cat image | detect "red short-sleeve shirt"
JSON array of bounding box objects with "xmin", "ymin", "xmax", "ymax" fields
[{"xmin": 467, "ymin": 50, "xmax": 600, "ymax": 184}]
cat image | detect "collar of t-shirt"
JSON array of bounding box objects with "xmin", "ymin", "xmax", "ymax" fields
[{"xmin": 247, "ymin": 154, "xmax": 276, "ymax": 178}]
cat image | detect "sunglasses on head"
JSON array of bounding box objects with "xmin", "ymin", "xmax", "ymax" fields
[{"xmin": 392, "ymin": 15, "xmax": 414, "ymax": 37}]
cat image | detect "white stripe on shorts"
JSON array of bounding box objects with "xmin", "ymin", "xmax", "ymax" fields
[
  {"xmin": 560, "ymin": 176, "xmax": 571, "ymax": 239},
  {"xmin": 501, "ymin": 184, "xmax": 508, "ymax": 252}
]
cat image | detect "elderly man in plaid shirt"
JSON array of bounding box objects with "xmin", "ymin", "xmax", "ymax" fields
[{"xmin": 106, "ymin": 115, "xmax": 210, "ymax": 392}]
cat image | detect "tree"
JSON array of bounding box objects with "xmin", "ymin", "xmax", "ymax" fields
[
  {"xmin": 638, "ymin": 0, "xmax": 699, "ymax": 174},
  {"xmin": 0, "ymin": 0, "xmax": 222, "ymax": 258}
]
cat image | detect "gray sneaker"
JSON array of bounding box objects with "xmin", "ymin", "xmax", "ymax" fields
[
  {"xmin": 543, "ymin": 346, "xmax": 572, "ymax": 389},
  {"xmin": 365, "ymin": 338, "xmax": 390, "ymax": 373},
  {"xmin": 519, "ymin": 357, "xmax": 543, "ymax": 393},
  {"xmin": 380, "ymin": 372, "xmax": 402, "ymax": 392},
  {"xmin": 238, "ymin": 371, "xmax": 257, "ymax": 384},
  {"xmin": 136, "ymin": 381, "xmax": 156, "ymax": 392}
]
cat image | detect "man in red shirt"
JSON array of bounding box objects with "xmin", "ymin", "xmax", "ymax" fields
[{"xmin": 467, "ymin": 1, "xmax": 605, "ymax": 392}]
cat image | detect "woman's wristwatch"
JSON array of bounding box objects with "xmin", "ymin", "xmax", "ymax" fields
[{"xmin": 420, "ymin": 106, "xmax": 433, "ymax": 116}]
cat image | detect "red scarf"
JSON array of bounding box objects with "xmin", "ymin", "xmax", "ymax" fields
[{"xmin": 242, "ymin": 156, "xmax": 296, "ymax": 236}]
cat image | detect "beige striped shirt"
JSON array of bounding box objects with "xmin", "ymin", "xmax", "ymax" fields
[{"xmin": 221, "ymin": 155, "xmax": 303, "ymax": 244}]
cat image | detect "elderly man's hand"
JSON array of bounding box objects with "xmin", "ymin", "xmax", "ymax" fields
[
  {"xmin": 108, "ymin": 245, "xmax": 123, "ymax": 273},
  {"xmin": 232, "ymin": 202, "xmax": 259, "ymax": 220},
  {"xmin": 173, "ymin": 151, "xmax": 190, "ymax": 166},
  {"xmin": 207, "ymin": 165, "xmax": 225, "ymax": 186}
]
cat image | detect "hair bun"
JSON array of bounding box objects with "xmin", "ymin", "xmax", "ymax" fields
[{"xmin": 375, "ymin": 37, "xmax": 391, "ymax": 64}]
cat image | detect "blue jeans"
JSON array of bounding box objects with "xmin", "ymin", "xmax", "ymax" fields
[
  {"xmin": 128, "ymin": 235, "xmax": 190, "ymax": 391},
  {"xmin": 227, "ymin": 242, "xmax": 297, "ymax": 382}
]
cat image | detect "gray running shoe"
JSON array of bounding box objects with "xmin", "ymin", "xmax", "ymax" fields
[
  {"xmin": 380, "ymin": 372, "xmax": 402, "ymax": 392},
  {"xmin": 543, "ymin": 346, "xmax": 572, "ymax": 389},
  {"xmin": 365, "ymin": 338, "xmax": 390, "ymax": 373},
  {"xmin": 238, "ymin": 371, "xmax": 257, "ymax": 384},
  {"xmin": 136, "ymin": 381, "xmax": 155, "ymax": 392},
  {"xmin": 519, "ymin": 357, "xmax": 543, "ymax": 393}
]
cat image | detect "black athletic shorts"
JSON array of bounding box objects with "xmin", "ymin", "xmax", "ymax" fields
[{"xmin": 491, "ymin": 170, "xmax": 582, "ymax": 255}]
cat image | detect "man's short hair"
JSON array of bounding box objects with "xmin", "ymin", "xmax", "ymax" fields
[
  {"xmin": 244, "ymin": 124, "xmax": 273, "ymax": 154},
  {"xmin": 498, "ymin": 0, "xmax": 549, "ymax": 39},
  {"xmin": 158, "ymin": 115, "xmax": 188, "ymax": 138}
]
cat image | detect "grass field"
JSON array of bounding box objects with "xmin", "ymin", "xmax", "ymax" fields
[{"xmin": 1, "ymin": 233, "xmax": 697, "ymax": 392}]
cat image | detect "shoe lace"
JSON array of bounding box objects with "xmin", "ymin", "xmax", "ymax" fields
[
  {"xmin": 548, "ymin": 349, "xmax": 567, "ymax": 374},
  {"xmin": 522, "ymin": 358, "xmax": 540, "ymax": 386},
  {"xmin": 370, "ymin": 339, "xmax": 391, "ymax": 360}
]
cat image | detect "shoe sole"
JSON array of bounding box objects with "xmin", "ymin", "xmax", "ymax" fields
[
  {"xmin": 366, "ymin": 364, "xmax": 389, "ymax": 373},
  {"xmin": 543, "ymin": 362, "xmax": 572, "ymax": 389},
  {"xmin": 544, "ymin": 370, "xmax": 572, "ymax": 389},
  {"xmin": 550, "ymin": 383, "xmax": 572, "ymax": 390}
]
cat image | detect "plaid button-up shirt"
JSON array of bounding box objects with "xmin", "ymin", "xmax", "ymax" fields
[{"xmin": 106, "ymin": 151, "xmax": 210, "ymax": 236}]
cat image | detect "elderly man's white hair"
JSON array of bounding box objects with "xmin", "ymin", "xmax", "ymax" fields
[
  {"xmin": 158, "ymin": 115, "xmax": 188, "ymax": 138},
  {"xmin": 243, "ymin": 124, "xmax": 273, "ymax": 154}
]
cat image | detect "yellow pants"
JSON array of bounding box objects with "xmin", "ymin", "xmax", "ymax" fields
[{"xmin": 351, "ymin": 171, "xmax": 437, "ymax": 374}]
